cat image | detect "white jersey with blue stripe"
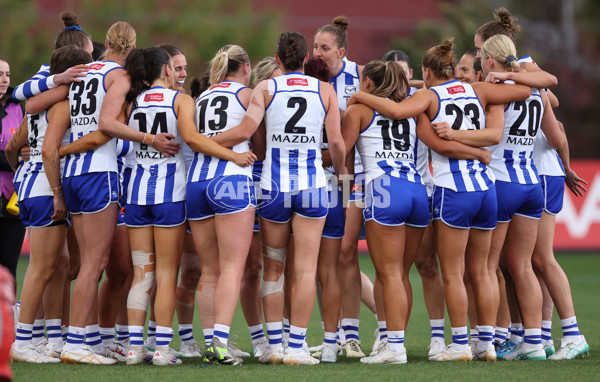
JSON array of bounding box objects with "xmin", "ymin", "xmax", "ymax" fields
[
  {"xmin": 126, "ymin": 87, "xmax": 186, "ymax": 205},
  {"xmin": 518, "ymin": 54, "xmax": 564, "ymax": 177},
  {"xmin": 188, "ymin": 81, "xmax": 251, "ymax": 182},
  {"xmin": 18, "ymin": 111, "xmax": 69, "ymax": 200},
  {"xmin": 489, "ymin": 86, "xmax": 544, "ymax": 184},
  {"xmin": 262, "ymin": 73, "xmax": 327, "ymax": 192},
  {"xmin": 331, "ymin": 59, "xmax": 364, "ymax": 174},
  {"xmin": 64, "ymin": 61, "xmax": 121, "ymax": 177},
  {"xmin": 408, "ymin": 87, "xmax": 433, "ymax": 190},
  {"xmin": 429, "ymin": 80, "xmax": 495, "ymax": 192},
  {"xmin": 356, "ymin": 110, "xmax": 422, "ymax": 186}
]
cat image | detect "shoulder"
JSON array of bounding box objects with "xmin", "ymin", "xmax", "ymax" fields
[{"xmin": 346, "ymin": 103, "xmax": 372, "ymax": 119}]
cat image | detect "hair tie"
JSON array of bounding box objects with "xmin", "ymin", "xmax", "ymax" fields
[
  {"xmin": 506, "ymin": 54, "xmax": 517, "ymax": 65},
  {"xmin": 221, "ymin": 51, "xmax": 229, "ymax": 59},
  {"xmin": 65, "ymin": 25, "xmax": 82, "ymax": 31}
]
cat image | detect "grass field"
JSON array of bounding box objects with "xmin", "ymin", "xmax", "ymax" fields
[{"xmin": 11, "ymin": 253, "xmax": 599, "ymax": 381}]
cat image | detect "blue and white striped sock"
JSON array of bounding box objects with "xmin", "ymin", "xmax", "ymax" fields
[
  {"xmin": 249, "ymin": 324, "xmax": 266, "ymax": 347},
  {"xmin": 32, "ymin": 319, "xmax": 45, "ymax": 345},
  {"xmin": 178, "ymin": 324, "xmax": 194, "ymax": 343},
  {"xmin": 341, "ymin": 318, "xmax": 360, "ymax": 342},
  {"xmin": 213, "ymin": 324, "xmax": 230, "ymax": 346},
  {"xmin": 129, "ymin": 325, "xmax": 145, "ymax": 347},
  {"xmin": 378, "ymin": 321, "xmax": 387, "ymax": 341},
  {"xmin": 288, "ymin": 325, "xmax": 307, "ymax": 353},
  {"xmin": 203, "ymin": 328, "xmax": 214, "ymax": 346},
  {"xmin": 14, "ymin": 322, "xmax": 33, "ymax": 351},
  {"xmin": 116, "ymin": 324, "xmax": 129, "ymax": 343},
  {"xmin": 155, "ymin": 326, "xmax": 173, "ymax": 347},
  {"xmin": 560, "ymin": 316, "xmax": 583, "ymax": 342},
  {"xmin": 523, "ymin": 328, "xmax": 542, "ymax": 351},
  {"xmin": 495, "ymin": 326, "xmax": 509, "ymax": 344},
  {"xmin": 265, "ymin": 322, "xmax": 283, "ymax": 349},
  {"xmin": 85, "ymin": 324, "xmax": 103, "ymax": 352},
  {"xmin": 45, "ymin": 319, "xmax": 62, "ymax": 347},
  {"xmin": 541, "ymin": 320, "xmax": 552, "ymax": 345},
  {"xmin": 476, "ymin": 325, "xmax": 494, "ymax": 351},
  {"xmin": 146, "ymin": 320, "xmax": 157, "ymax": 346},
  {"xmin": 387, "ymin": 330, "xmax": 405, "ymax": 352},
  {"xmin": 323, "ymin": 331, "xmax": 337, "ymax": 350},
  {"xmin": 99, "ymin": 326, "xmax": 115, "ymax": 347},
  {"xmin": 451, "ymin": 326, "xmax": 468, "ymax": 351},
  {"xmin": 510, "ymin": 323, "xmax": 524, "ymax": 343},
  {"xmin": 64, "ymin": 326, "xmax": 85, "ymax": 351},
  {"xmin": 430, "ymin": 319, "xmax": 444, "ymax": 340},
  {"xmin": 470, "ymin": 327, "xmax": 479, "ymax": 342}
]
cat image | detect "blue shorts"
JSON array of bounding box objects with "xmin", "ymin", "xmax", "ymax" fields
[
  {"xmin": 432, "ymin": 186, "xmax": 497, "ymax": 230},
  {"xmin": 119, "ymin": 167, "xmax": 133, "ymax": 208},
  {"xmin": 323, "ymin": 189, "xmax": 345, "ymax": 239},
  {"xmin": 125, "ymin": 201, "xmax": 186, "ymax": 227},
  {"xmin": 117, "ymin": 205, "xmax": 126, "ymax": 226},
  {"xmin": 348, "ymin": 173, "xmax": 366, "ymax": 203},
  {"xmin": 540, "ymin": 175, "xmax": 564, "ymax": 215},
  {"xmin": 20, "ymin": 196, "xmax": 69, "ymax": 228},
  {"xmin": 364, "ymin": 175, "xmax": 430, "ymax": 227},
  {"xmin": 259, "ymin": 187, "xmax": 328, "ymax": 223},
  {"xmin": 496, "ymin": 181, "xmax": 543, "ymax": 222},
  {"xmin": 63, "ymin": 172, "xmax": 119, "ymax": 214},
  {"xmin": 187, "ymin": 175, "xmax": 255, "ymax": 220}
]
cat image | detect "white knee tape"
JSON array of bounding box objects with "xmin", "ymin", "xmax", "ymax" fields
[
  {"xmin": 127, "ymin": 251, "xmax": 155, "ymax": 311},
  {"xmin": 260, "ymin": 272, "xmax": 284, "ymax": 297},
  {"xmin": 264, "ymin": 246, "xmax": 286, "ymax": 264}
]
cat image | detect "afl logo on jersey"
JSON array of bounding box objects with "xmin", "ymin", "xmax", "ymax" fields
[
  {"xmin": 345, "ymin": 86, "xmax": 356, "ymax": 95},
  {"xmin": 89, "ymin": 63, "xmax": 105, "ymax": 71},
  {"xmin": 447, "ymin": 85, "xmax": 466, "ymax": 95},
  {"xmin": 144, "ymin": 93, "xmax": 164, "ymax": 102},
  {"xmin": 287, "ymin": 78, "xmax": 308, "ymax": 87}
]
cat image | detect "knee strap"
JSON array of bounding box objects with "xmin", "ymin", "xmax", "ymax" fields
[
  {"xmin": 261, "ymin": 272, "xmax": 284, "ymax": 297},
  {"xmin": 127, "ymin": 251, "xmax": 155, "ymax": 311}
]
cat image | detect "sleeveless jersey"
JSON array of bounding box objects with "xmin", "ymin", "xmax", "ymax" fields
[
  {"xmin": 518, "ymin": 55, "xmax": 565, "ymax": 177},
  {"xmin": 331, "ymin": 59, "xmax": 364, "ymax": 175},
  {"xmin": 489, "ymin": 86, "xmax": 543, "ymax": 184},
  {"xmin": 356, "ymin": 110, "xmax": 421, "ymax": 186},
  {"xmin": 408, "ymin": 87, "xmax": 433, "ymax": 188},
  {"xmin": 429, "ymin": 80, "xmax": 494, "ymax": 192},
  {"xmin": 187, "ymin": 81, "xmax": 251, "ymax": 182},
  {"xmin": 64, "ymin": 61, "xmax": 120, "ymax": 177},
  {"xmin": 127, "ymin": 87, "xmax": 186, "ymax": 205},
  {"xmin": 262, "ymin": 73, "xmax": 326, "ymax": 192},
  {"xmin": 18, "ymin": 111, "xmax": 70, "ymax": 200}
]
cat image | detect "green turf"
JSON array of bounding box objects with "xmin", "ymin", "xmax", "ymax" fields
[{"xmin": 11, "ymin": 253, "xmax": 599, "ymax": 381}]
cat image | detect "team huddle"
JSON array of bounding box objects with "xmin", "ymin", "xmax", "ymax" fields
[{"xmin": 4, "ymin": 7, "xmax": 591, "ymax": 367}]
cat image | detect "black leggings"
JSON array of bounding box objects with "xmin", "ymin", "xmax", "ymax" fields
[{"xmin": 0, "ymin": 218, "xmax": 25, "ymax": 280}]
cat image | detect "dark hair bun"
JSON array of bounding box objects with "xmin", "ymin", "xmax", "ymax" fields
[
  {"xmin": 332, "ymin": 15, "xmax": 349, "ymax": 31},
  {"xmin": 494, "ymin": 8, "xmax": 520, "ymax": 33},
  {"xmin": 60, "ymin": 11, "xmax": 80, "ymax": 27}
]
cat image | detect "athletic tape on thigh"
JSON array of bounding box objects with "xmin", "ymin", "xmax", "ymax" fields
[
  {"xmin": 127, "ymin": 250, "xmax": 155, "ymax": 311},
  {"xmin": 263, "ymin": 246, "xmax": 287, "ymax": 264},
  {"xmin": 261, "ymin": 272, "xmax": 284, "ymax": 297}
]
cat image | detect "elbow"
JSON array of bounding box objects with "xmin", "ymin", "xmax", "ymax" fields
[
  {"xmin": 548, "ymin": 135, "xmax": 566, "ymax": 150},
  {"xmin": 41, "ymin": 145, "xmax": 53, "ymax": 161},
  {"xmin": 25, "ymin": 102, "xmax": 37, "ymax": 115},
  {"xmin": 546, "ymin": 75, "xmax": 558, "ymax": 89},
  {"xmin": 98, "ymin": 119, "xmax": 111, "ymax": 134},
  {"xmin": 488, "ymin": 134, "xmax": 502, "ymax": 146}
]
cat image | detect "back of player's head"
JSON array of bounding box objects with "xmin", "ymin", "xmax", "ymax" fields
[
  {"xmin": 277, "ymin": 31, "xmax": 307, "ymax": 72},
  {"xmin": 50, "ymin": 45, "xmax": 92, "ymax": 75},
  {"xmin": 476, "ymin": 7, "xmax": 521, "ymax": 42},
  {"xmin": 106, "ymin": 21, "xmax": 136, "ymax": 55},
  {"xmin": 253, "ymin": 57, "xmax": 279, "ymax": 86},
  {"xmin": 304, "ymin": 57, "xmax": 329, "ymax": 82},
  {"xmin": 124, "ymin": 47, "xmax": 171, "ymax": 106},
  {"xmin": 362, "ymin": 60, "xmax": 408, "ymax": 103},
  {"xmin": 55, "ymin": 11, "xmax": 92, "ymax": 50},
  {"xmin": 209, "ymin": 45, "xmax": 249, "ymax": 85},
  {"xmin": 481, "ymin": 34, "xmax": 520, "ymax": 71},
  {"xmin": 422, "ymin": 38, "xmax": 456, "ymax": 80},
  {"xmin": 382, "ymin": 50, "xmax": 411, "ymax": 68}
]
